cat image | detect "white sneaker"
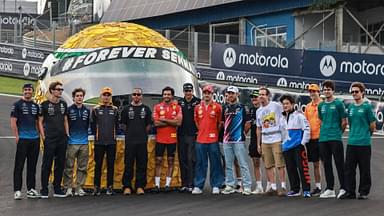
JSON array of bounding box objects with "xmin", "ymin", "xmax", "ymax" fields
[
  {"xmin": 242, "ymin": 188, "xmax": 252, "ymax": 196},
  {"xmin": 212, "ymin": 187, "xmax": 220, "ymax": 195},
  {"xmin": 251, "ymin": 187, "xmax": 264, "ymax": 195},
  {"xmin": 320, "ymin": 189, "xmax": 336, "ymax": 198},
  {"xmin": 65, "ymin": 188, "xmax": 73, "ymax": 197},
  {"xmin": 14, "ymin": 191, "xmax": 22, "ymax": 200},
  {"xmin": 221, "ymin": 186, "xmax": 235, "ymax": 195},
  {"xmin": 26, "ymin": 189, "xmax": 41, "ymax": 199},
  {"xmin": 337, "ymin": 189, "xmax": 346, "ymax": 199},
  {"xmin": 75, "ymin": 188, "xmax": 86, "ymax": 197},
  {"xmin": 191, "ymin": 187, "xmax": 203, "ymax": 194}
]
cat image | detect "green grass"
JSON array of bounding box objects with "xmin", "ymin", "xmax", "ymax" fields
[
  {"xmin": 0, "ymin": 76, "xmax": 34, "ymax": 95},
  {"xmin": 0, "ymin": 76, "xmax": 98, "ymax": 104}
]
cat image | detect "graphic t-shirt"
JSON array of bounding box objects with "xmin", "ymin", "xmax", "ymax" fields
[
  {"xmin": 10, "ymin": 99, "xmax": 40, "ymax": 139},
  {"xmin": 39, "ymin": 100, "xmax": 68, "ymax": 139},
  {"xmin": 256, "ymin": 101, "xmax": 284, "ymax": 144},
  {"xmin": 222, "ymin": 103, "xmax": 247, "ymax": 143},
  {"xmin": 68, "ymin": 104, "xmax": 90, "ymax": 145}
]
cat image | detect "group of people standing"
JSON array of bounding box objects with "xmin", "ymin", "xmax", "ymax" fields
[{"xmin": 11, "ymin": 79, "xmax": 376, "ymax": 200}]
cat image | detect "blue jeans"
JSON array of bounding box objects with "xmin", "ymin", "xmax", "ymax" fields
[
  {"xmin": 194, "ymin": 142, "xmax": 224, "ymax": 189},
  {"xmin": 223, "ymin": 142, "xmax": 252, "ymax": 189}
]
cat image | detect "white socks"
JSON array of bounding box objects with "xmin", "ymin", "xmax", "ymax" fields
[
  {"xmin": 256, "ymin": 181, "xmax": 262, "ymax": 189},
  {"xmin": 166, "ymin": 176, "xmax": 172, "ymax": 187},
  {"xmin": 155, "ymin": 177, "xmax": 160, "ymax": 187},
  {"xmin": 281, "ymin": 182, "xmax": 286, "ymax": 189},
  {"xmin": 316, "ymin": 183, "xmax": 321, "ymax": 189},
  {"xmin": 271, "ymin": 183, "xmax": 277, "ymax": 190}
]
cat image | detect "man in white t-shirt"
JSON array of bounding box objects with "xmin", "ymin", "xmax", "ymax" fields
[{"xmin": 256, "ymin": 87, "xmax": 287, "ymax": 196}]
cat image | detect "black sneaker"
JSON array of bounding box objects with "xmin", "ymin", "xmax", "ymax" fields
[
  {"xmin": 106, "ymin": 187, "xmax": 115, "ymax": 195},
  {"xmin": 311, "ymin": 187, "xmax": 321, "ymax": 196},
  {"xmin": 92, "ymin": 187, "xmax": 101, "ymax": 196},
  {"xmin": 40, "ymin": 190, "xmax": 49, "ymax": 199},
  {"xmin": 339, "ymin": 192, "xmax": 356, "ymax": 199},
  {"xmin": 358, "ymin": 194, "xmax": 368, "ymax": 200},
  {"xmin": 152, "ymin": 186, "xmax": 160, "ymax": 193},
  {"xmin": 179, "ymin": 187, "xmax": 188, "ymax": 193},
  {"xmin": 164, "ymin": 186, "xmax": 171, "ymax": 193},
  {"xmin": 53, "ymin": 188, "xmax": 67, "ymax": 198}
]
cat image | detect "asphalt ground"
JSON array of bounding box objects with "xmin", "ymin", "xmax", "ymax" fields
[{"xmin": 0, "ymin": 94, "xmax": 383, "ymax": 216}]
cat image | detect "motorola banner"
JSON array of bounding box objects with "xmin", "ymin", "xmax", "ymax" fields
[
  {"xmin": 197, "ymin": 67, "xmax": 384, "ymax": 96},
  {"xmin": 211, "ymin": 42, "xmax": 302, "ymax": 76},
  {"xmin": 211, "ymin": 43, "xmax": 384, "ymax": 96},
  {"xmin": 198, "ymin": 80, "xmax": 384, "ymax": 132},
  {"xmin": 0, "ymin": 59, "xmax": 41, "ymax": 80},
  {"xmin": 303, "ymin": 50, "xmax": 384, "ymax": 85},
  {"xmin": 0, "ymin": 43, "xmax": 51, "ymax": 62},
  {"xmin": 0, "ymin": 12, "xmax": 49, "ymax": 29}
]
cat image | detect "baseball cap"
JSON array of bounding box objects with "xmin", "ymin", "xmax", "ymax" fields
[
  {"xmin": 227, "ymin": 86, "xmax": 239, "ymax": 93},
  {"xmin": 22, "ymin": 83, "xmax": 34, "ymax": 90},
  {"xmin": 101, "ymin": 87, "xmax": 112, "ymax": 95},
  {"xmin": 183, "ymin": 83, "xmax": 193, "ymax": 91},
  {"xmin": 202, "ymin": 85, "xmax": 214, "ymax": 93},
  {"xmin": 250, "ymin": 89, "xmax": 259, "ymax": 97},
  {"xmin": 308, "ymin": 84, "xmax": 320, "ymax": 91}
]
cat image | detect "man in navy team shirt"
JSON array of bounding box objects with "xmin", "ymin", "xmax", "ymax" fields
[
  {"xmin": 63, "ymin": 88, "xmax": 90, "ymax": 197},
  {"xmin": 11, "ymin": 83, "xmax": 41, "ymax": 200}
]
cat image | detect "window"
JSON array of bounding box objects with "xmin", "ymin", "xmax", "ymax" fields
[
  {"xmin": 254, "ymin": 25, "xmax": 287, "ymax": 47},
  {"xmin": 360, "ymin": 21, "xmax": 384, "ymax": 45}
]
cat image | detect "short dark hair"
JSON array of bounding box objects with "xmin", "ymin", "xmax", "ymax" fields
[
  {"xmin": 322, "ymin": 80, "xmax": 335, "ymax": 90},
  {"xmin": 280, "ymin": 94, "xmax": 295, "ymax": 104},
  {"xmin": 259, "ymin": 87, "xmax": 271, "ymax": 96},
  {"xmin": 72, "ymin": 88, "xmax": 86, "ymax": 98},
  {"xmin": 49, "ymin": 81, "xmax": 63, "ymax": 93},
  {"xmin": 350, "ymin": 82, "xmax": 366, "ymax": 93},
  {"xmin": 162, "ymin": 86, "xmax": 174, "ymax": 96}
]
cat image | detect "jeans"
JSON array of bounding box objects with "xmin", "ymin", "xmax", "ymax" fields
[
  {"xmin": 194, "ymin": 142, "xmax": 224, "ymax": 189},
  {"xmin": 223, "ymin": 142, "xmax": 252, "ymax": 189}
]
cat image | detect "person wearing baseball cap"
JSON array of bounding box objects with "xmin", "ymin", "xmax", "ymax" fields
[
  {"xmin": 11, "ymin": 83, "xmax": 41, "ymax": 200},
  {"xmin": 221, "ymin": 86, "xmax": 253, "ymax": 195},
  {"xmin": 91, "ymin": 87, "xmax": 119, "ymax": 196},
  {"xmin": 303, "ymin": 83, "xmax": 323, "ymax": 196},
  {"xmin": 178, "ymin": 83, "xmax": 201, "ymax": 192},
  {"xmin": 246, "ymin": 89, "xmax": 264, "ymax": 194},
  {"xmin": 192, "ymin": 85, "xmax": 224, "ymax": 194}
]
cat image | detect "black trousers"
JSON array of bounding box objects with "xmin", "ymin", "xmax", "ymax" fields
[
  {"xmin": 178, "ymin": 135, "xmax": 196, "ymax": 188},
  {"xmin": 123, "ymin": 141, "xmax": 148, "ymax": 189},
  {"xmin": 13, "ymin": 138, "xmax": 40, "ymax": 191},
  {"xmin": 345, "ymin": 145, "xmax": 371, "ymax": 196},
  {"xmin": 41, "ymin": 136, "xmax": 67, "ymax": 192},
  {"xmin": 283, "ymin": 145, "xmax": 311, "ymax": 192},
  {"xmin": 319, "ymin": 140, "xmax": 345, "ymax": 190},
  {"xmin": 94, "ymin": 144, "xmax": 116, "ymax": 188}
]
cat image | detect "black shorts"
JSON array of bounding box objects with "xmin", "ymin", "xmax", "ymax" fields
[
  {"xmin": 306, "ymin": 139, "xmax": 320, "ymax": 162},
  {"xmin": 155, "ymin": 143, "xmax": 176, "ymax": 157},
  {"xmin": 248, "ymin": 139, "xmax": 261, "ymax": 158}
]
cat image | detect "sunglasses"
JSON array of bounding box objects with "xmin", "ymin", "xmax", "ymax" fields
[
  {"xmin": 132, "ymin": 93, "xmax": 142, "ymax": 96},
  {"xmin": 102, "ymin": 93, "xmax": 111, "ymax": 96},
  {"xmin": 54, "ymin": 88, "xmax": 64, "ymax": 91},
  {"xmin": 351, "ymin": 90, "xmax": 360, "ymax": 94}
]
